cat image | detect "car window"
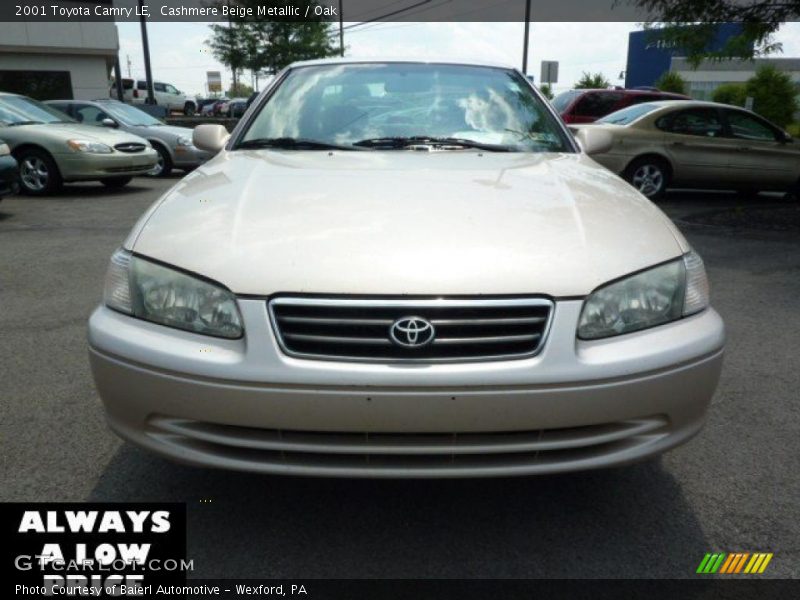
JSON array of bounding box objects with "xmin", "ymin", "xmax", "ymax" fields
[
  {"xmin": 552, "ymin": 90, "xmax": 581, "ymax": 112},
  {"xmin": 629, "ymin": 95, "xmax": 657, "ymax": 105},
  {"xmin": 725, "ymin": 110, "xmax": 778, "ymax": 142},
  {"xmin": 240, "ymin": 63, "xmax": 574, "ymax": 152},
  {"xmin": 154, "ymin": 83, "xmax": 166, "ymax": 93},
  {"xmin": 101, "ymin": 101, "xmax": 162, "ymax": 126},
  {"xmin": 573, "ymin": 92, "xmax": 623, "ymax": 118},
  {"xmin": 0, "ymin": 95, "xmax": 75, "ymax": 125},
  {"xmin": 137, "ymin": 81, "xmax": 147, "ymax": 90},
  {"xmin": 74, "ymin": 104, "xmax": 110, "ymax": 125},
  {"xmin": 596, "ymin": 103, "xmax": 660, "ymax": 125},
  {"xmin": 656, "ymin": 108, "xmax": 723, "ymax": 137},
  {"xmin": 47, "ymin": 102, "xmax": 72, "ymax": 117},
  {"xmin": 165, "ymin": 84, "xmax": 178, "ymax": 94}
]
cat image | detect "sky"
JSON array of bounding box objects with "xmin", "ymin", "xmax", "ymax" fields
[{"xmin": 116, "ymin": 21, "xmax": 800, "ymax": 97}]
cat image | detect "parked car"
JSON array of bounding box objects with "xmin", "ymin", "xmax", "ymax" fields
[
  {"xmin": 47, "ymin": 99, "xmax": 212, "ymax": 177},
  {"xmin": 110, "ymin": 78, "xmax": 197, "ymax": 116},
  {"xmin": 89, "ymin": 58, "xmax": 724, "ymax": 478},
  {"xmin": 0, "ymin": 92, "xmax": 157, "ymax": 195},
  {"xmin": 196, "ymin": 98, "xmax": 219, "ymax": 114},
  {"xmin": 0, "ymin": 139, "xmax": 19, "ymax": 200},
  {"xmin": 227, "ymin": 98, "xmax": 249, "ymax": 118},
  {"xmin": 573, "ymin": 100, "xmax": 800, "ymax": 199},
  {"xmin": 200, "ymin": 98, "xmax": 228, "ymax": 116},
  {"xmin": 215, "ymin": 99, "xmax": 231, "ymax": 117},
  {"xmin": 553, "ymin": 88, "xmax": 690, "ymax": 124}
]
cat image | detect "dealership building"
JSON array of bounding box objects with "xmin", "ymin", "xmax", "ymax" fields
[
  {"xmin": 670, "ymin": 57, "xmax": 800, "ymax": 101},
  {"xmin": 0, "ymin": 21, "xmax": 118, "ymax": 100}
]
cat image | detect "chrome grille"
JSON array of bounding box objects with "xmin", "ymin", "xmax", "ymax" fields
[
  {"xmin": 114, "ymin": 142, "xmax": 146, "ymax": 153},
  {"xmin": 269, "ymin": 297, "xmax": 553, "ymax": 362}
]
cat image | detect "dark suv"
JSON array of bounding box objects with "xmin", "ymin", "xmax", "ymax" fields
[{"xmin": 553, "ymin": 88, "xmax": 690, "ymax": 124}]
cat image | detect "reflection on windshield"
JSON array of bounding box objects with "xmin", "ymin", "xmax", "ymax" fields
[
  {"xmin": 597, "ymin": 103, "xmax": 659, "ymax": 125},
  {"xmin": 0, "ymin": 95, "xmax": 74, "ymax": 125},
  {"xmin": 240, "ymin": 63, "xmax": 572, "ymax": 152}
]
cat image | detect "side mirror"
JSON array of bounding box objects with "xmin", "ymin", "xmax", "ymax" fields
[
  {"xmin": 575, "ymin": 127, "xmax": 613, "ymax": 155},
  {"xmin": 193, "ymin": 124, "xmax": 230, "ymax": 153},
  {"xmin": 101, "ymin": 118, "xmax": 118, "ymax": 128},
  {"xmin": 781, "ymin": 131, "xmax": 794, "ymax": 144}
]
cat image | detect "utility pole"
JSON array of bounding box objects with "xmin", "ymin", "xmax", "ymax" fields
[
  {"xmin": 113, "ymin": 56, "xmax": 124, "ymax": 101},
  {"xmin": 522, "ymin": 0, "xmax": 531, "ymax": 74},
  {"xmin": 138, "ymin": 0, "xmax": 155, "ymax": 105},
  {"xmin": 339, "ymin": 1, "xmax": 344, "ymax": 57}
]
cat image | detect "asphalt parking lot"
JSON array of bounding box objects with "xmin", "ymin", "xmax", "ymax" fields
[{"xmin": 1, "ymin": 178, "xmax": 798, "ymax": 579}]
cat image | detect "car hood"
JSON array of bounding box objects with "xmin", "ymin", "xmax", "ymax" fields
[
  {"xmin": 128, "ymin": 150, "xmax": 688, "ymax": 297},
  {"xmin": 0, "ymin": 122, "xmax": 148, "ymax": 148}
]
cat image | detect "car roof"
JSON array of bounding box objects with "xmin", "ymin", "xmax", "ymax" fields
[{"xmin": 288, "ymin": 56, "xmax": 516, "ymax": 70}]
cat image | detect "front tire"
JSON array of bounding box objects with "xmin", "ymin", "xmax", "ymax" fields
[
  {"xmin": 101, "ymin": 176, "xmax": 132, "ymax": 188},
  {"xmin": 184, "ymin": 102, "xmax": 196, "ymax": 116},
  {"xmin": 147, "ymin": 143, "xmax": 172, "ymax": 177},
  {"xmin": 625, "ymin": 157, "xmax": 670, "ymax": 200},
  {"xmin": 16, "ymin": 148, "xmax": 62, "ymax": 196}
]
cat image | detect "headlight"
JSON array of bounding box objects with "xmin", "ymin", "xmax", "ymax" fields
[
  {"xmin": 104, "ymin": 249, "xmax": 243, "ymax": 339},
  {"xmin": 0, "ymin": 143, "xmax": 10, "ymax": 156},
  {"xmin": 577, "ymin": 251, "xmax": 710, "ymax": 340},
  {"xmin": 176, "ymin": 136, "xmax": 192, "ymax": 147},
  {"xmin": 67, "ymin": 139, "xmax": 113, "ymax": 154}
]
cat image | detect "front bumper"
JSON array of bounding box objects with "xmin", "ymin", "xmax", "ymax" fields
[
  {"xmin": 0, "ymin": 154, "xmax": 19, "ymax": 198},
  {"xmin": 88, "ymin": 299, "xmax": 725, "ymax": 477},
  {"xmin": 57, "ymin": 149, "xmax": 158, "ymax": 181}
]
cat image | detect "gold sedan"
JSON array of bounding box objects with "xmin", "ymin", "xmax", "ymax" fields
[{"xmin": 573, "ymin": 100, "xmax": 800, "ymax": 199}]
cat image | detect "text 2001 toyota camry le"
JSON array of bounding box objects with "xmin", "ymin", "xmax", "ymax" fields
[{"xmin": 88, "ymin": 59, "xmax": 725, "ymax": 478}]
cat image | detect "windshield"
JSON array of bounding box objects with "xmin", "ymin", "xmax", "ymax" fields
[
  {"xmin": 0, "ymin": 95, "xmax": 75, "ymax": 126},
  {"xmin": 597, "ymin": 103, "xmax": 661, "ymax": 125},
  {"xmin": 239, "ymin": 63, "xmax": 573, "ymax": 152},
  {"xmin": 552, "ymin": 90, "xmax": 581, "ymax": 112},
  {"xmin": 101, "ymin": 101, "xmax": 163, "ymax": 126}
]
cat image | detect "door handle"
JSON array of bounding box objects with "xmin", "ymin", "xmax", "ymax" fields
[
  {"xmin": 671, "ymin": 141, "xmax": 685, "ymax": 146},
  {"xmin": 737, "ymin": 146, "xmax": 751, "ymax": 152}
]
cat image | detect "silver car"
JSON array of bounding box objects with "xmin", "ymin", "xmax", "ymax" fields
[
  {"xmin": 0, "ymin": 93, "xmax": 157, "ymax": 195},
  {"xmin": 88, "ymin": 59, "xmax": 725, "ymax": 478},
  {"xmin": 47, "ymin": 99, "xmax": 212, "ymax": 177}
]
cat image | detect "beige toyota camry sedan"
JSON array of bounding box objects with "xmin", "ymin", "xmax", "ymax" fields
[
  {"xmin": 573, "ymin": 100, "xmax": 800, "ymax": 199},
  {"xmin": 88, "ymin": 59, "xmax": 725, "ymax": 478}
]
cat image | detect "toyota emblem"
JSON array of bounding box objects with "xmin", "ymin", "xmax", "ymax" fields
[{"xmin": 389, "ymin": 316, "xmax": 436, "ymax": 348}]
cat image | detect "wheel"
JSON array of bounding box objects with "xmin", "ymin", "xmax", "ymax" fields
[
  {"xmin": 101, "ymin": 176, "xmax": 132, "ymax": 188},
  {"xmin": 786, "ymin": 179, "xmax": 800, "ymax": 201},
  {"xmin": 16, "ymin": 148, "xmax": 62, "ymax": 195},
  {"xmin": 147, "ymin": 143, "xmax": 172, "ymax": 177},
  {"xmin": 184, "ymin": 102, "xmax": 196, "ymax": 116},
  {"xmin": 625, "ymin": 157, "xmax": 670, "ymax": 200}
]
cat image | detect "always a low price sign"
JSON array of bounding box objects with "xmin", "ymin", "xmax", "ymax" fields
[{"xmin": 4, "ymin": 503, "xmax": 187, "ymax": 596}]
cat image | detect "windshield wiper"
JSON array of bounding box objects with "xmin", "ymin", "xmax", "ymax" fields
[
  {"xmin": 352, "ymin": 136, "xmax": 515, "ymax": 152},
  {"xmin": 8, "ymin": 120, "xmax": 44, "ymax": 127},
  {"xmin": 237, "ymin": 137, "xmax": 362, "ymax": 151}
]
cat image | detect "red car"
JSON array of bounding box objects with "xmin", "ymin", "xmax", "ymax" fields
[{"xmin": 553, "ymin": 88, "xmax": 690, "ymax": 124}]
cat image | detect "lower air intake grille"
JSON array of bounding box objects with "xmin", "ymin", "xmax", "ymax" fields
[{"xmin": 269, "ymin": 297, "xmax": 553, "ymax": 362}]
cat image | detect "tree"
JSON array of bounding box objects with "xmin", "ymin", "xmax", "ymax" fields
[
  {"xmin": 654, "ymin": 71, "xmax": 687, "ymax": 95},
  {"xmin": 574, "ymin": 72, "xmax": 611, "ymax": 89},
  {"xmin": 228, "ymin": 82, "xmax": 254, "ymax": 98},
  {"xmin": 627, "ymin": 1, "xmax": 800, "ymax": 64},
  {"xmin": 207, "ymin": 1, "xmax": 338, "ymax": 87},
  {"xmin": 711, "ymin": 82, "xmax": 747, "ymax": 107},
  {"xmin": 207, "ymin": 21, "xmax": 248, "ymax": 91},
  {"xmin": 745, "ymin": 65, "xmax": 799, "ymax": 128},
  {"xmin": 539, "ymin": 83, "xmax": 554, "ymax": 100}
]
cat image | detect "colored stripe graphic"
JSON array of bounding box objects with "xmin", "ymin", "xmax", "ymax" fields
[
  {"xmin": 699, "ymin": 552, "xmax": 773, "ymax": 574},
  {"xmin": 697, "ymin": 553, "xmax": 727, "ymax": 573}
]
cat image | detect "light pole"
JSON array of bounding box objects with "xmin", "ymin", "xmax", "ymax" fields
[
  {"xmin": 339, "ymin": 0, "xmax": 344, "ymax": 57},
  {"xmin": 138, "ymin": 0, "xmax": 155, "ymax": 105},
  {"xmin": 521, "ymin": 0, "xmax": 531, "ymax": 74}
]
